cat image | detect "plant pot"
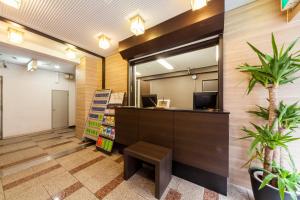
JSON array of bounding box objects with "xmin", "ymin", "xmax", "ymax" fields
[{"xmin": 249, "ymin": 168, "xmax": 300, "ymax": 200}]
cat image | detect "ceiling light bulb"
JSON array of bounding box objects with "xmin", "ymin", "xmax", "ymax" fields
[
  {"xmin": 54, "ymin": 65, "xmax": 60, "ymax": 69},
  {"xmin": 136, "ymin": 72, "xmax": 141, "ymax": 76},
  {"xmin": 191, "ymin": 0, "xmax": 207, "ymax": 11},
  {"xmin": 7, "ymin": 28, "xmax": 23, "ymax": 43},
  {"xmin": 0, "ymin": 0, "xmax": 21, "ymax": 9},
  {"xmin": 157, "ymin": 59, "xmax": 174, "ymax": 70},
  {"xmin": 98, "ymin": 34, "xmax": 110, "ymax": 49},
  {"xmin": 66, "ymin": 48, "xmax": 76, "ymax": 59},
  {"xmin": 130, "ymin": 15, "xmax": 145, "ymax": 36}
]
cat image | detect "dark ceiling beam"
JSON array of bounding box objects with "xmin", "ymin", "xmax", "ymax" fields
[
  {"xmin": 119, "ymin": 0, "xmax": 224, "ymax": 60},
  {"xmin": 0, "ymin": 15, "xmax": 104, "ymax": 59}
]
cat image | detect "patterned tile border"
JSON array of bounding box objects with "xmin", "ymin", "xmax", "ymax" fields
[
  {"xmin": 165, "ymin": 188, "xmax": 182, "ymax": 200},
  {"xmin": 35, "ymin": 136, "xmax": 62, "ymax": 143},
  {"xmin": 0, "ymin": 153, "xmax": 48, "ymax": 170},
  {"xmin": 3, "ymin": 164, "xmax": 61, "ymax": 191},
  {"xmin": 43, "ymin": 141, "xmax": 73, "ymax": 150},
  {"xmin": 0, "ymin": 145, "xmax": 38, "ymax": 156},
  {"xmin": 0, "ymin": 138, "xmax": 32, "ymax": 147},
  {"xmin": 95, "ymin": 173, "xmax": 124, "ymax": 199},
  {"xmin": 69, "ymin": 156, "xmax": 105, "ymax": 175},
  {"xmin": 49, "ymin": 181, "xmax": 83, "ymax": 200},
  {"xmin": 114, "ymin": 156, "xmax": 124, "ymax": 164},
  {"xmin": 203, "ymin": 188, "xmax": 219, "ymax": 200}
]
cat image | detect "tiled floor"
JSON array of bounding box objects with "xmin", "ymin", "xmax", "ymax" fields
[{"xmin": 0, "ymin": 129, "xmax": 253, "ymax": 200}]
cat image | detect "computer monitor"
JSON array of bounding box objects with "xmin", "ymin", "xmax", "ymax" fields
[
  {"xmin": 141, "ymin": 94, "xmax": 157, "ymax": 108},
  {"xmin": 193, "ymin": 92, "xmax": 218, "ymax": 110}
]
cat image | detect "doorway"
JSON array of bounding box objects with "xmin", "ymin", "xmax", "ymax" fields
[{"xmin": 52, "ymin": 90, "xmax": 69, "ymax": 129}]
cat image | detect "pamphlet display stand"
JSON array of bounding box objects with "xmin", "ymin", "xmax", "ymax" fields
[
  {"xmin": 83, "ymin": 89, "xmax": 111, "ymax": 141},
  {"xmin": 96, "ymin": 92, "xmax": 125, "ymax": 153}
]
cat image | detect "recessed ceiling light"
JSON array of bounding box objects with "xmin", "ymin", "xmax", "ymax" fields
[
  {"xmin": 191, "ymin": 0, "xmax": 207, "ymax": 11},
  {"xmin": 130, "ymin": 14, "xmax": 145, "ymax": 36},
  {"xmin": 98, "ymin": 34, "xmax": 110, "ymax": 50},
  {"xmin": 0, "ymin": 0, "xmax": 21, "ymax": 9},
  {"xmin": 54, "ymin": 65, "xmax": 60, "ymax": 69},
  {"xmin": 66, "ymin": 48, "xmax": 76, "ymax": 59},
  {"xmin": 157, "ymin": 59, "xmax": 174, "ymax": 70},
  {"xmin": 7, "ymin": 27, "xmax": 23, "ymax": 43}
]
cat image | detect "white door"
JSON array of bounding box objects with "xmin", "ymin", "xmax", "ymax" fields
[{"xmin": 52, "ymin": 90, "xmax": 69, "ymax": 129}]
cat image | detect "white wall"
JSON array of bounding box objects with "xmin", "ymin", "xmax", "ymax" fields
[
  {"xmin": 0, "ymin": 63, "xmax": 75, "ymax": 138},
  {"xmin": 150, "ymin": 72, "xmax": 218, "ymax": 109}
]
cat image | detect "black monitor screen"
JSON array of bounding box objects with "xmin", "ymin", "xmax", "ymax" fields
[
  {"xmin": 141, "ymin": 95, "xmax": 157, "ymax": 108},
  {"xmin": 193, "ymin": 92, "xmax": 218, "ymax": 110}
]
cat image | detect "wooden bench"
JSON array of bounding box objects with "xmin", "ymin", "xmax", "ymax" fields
[{"xmin": 124, "ymin": 141, "xmax": 172, "ymax": 199}]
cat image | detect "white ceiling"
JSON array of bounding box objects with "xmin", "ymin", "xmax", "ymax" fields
[
  {"xmin": 0, "ymin": 43, "xmax": 76, "ymax": 74},
  {"xmin": 136, "ymin": 46, "xmax": 218, "ymax": 77},
  {"xmin": 0, "ymin": 0, "xmax": 255, "ymax": 57}
]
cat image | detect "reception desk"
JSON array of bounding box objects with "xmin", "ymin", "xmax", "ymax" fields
[{"xmin": 115, "ymin": 107, "xmax": 229, "ymax": 195}]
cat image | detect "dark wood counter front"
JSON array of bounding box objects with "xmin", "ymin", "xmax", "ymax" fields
[{"xmin": 115, "ymin": 107, "xmax": 229, "ymax": 195}]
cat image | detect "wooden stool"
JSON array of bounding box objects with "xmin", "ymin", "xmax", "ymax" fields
[{"xmin": 124, "ymin": 141, "xmax": 172, "ymax": 199}]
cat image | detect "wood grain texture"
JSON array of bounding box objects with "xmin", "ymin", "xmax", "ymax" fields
[
  {"xmin": 174, "ymin": 112, "xmax": 229, "ymax": 177},
  {"xmin": 75, "ymin": 56, "xmax": 103, "ymax": 138},
  {"xmin": 223, "ymin": 0, "xmax": 300, "ymax": 188},
  {"xmin": 105, "ymin": 53, "xmax": 128, "ymax": 93}
]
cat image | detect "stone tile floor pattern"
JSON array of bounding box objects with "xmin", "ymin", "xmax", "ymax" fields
[{"xmin": 0, "ymin": 129, "xmax": 254, "ymax": 200}]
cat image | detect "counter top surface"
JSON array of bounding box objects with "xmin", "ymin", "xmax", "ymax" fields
[{"xmin": 116, "ymin": 106, "xmax": 230, "ymax": 114}]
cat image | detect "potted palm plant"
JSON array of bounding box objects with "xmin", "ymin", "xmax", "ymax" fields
[{"xmin": 238, "ymin": 34, "xmax": 300, "ymax": 200}]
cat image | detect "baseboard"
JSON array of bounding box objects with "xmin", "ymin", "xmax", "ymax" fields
[{"xmin": 173, "ymin": 161, "xmax": 228, "ymax": 196}]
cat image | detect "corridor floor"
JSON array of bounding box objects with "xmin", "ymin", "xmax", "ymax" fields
[{"xmin": 0, "ymin": 129, "xmax": 252, "ymax": 200}]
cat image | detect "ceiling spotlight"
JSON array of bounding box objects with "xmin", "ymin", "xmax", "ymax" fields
[
  {"xmin": 54, "ymin": 65, "xmax": 60, "ymax": 69},
  {"xmin": 7, "ymin": 27, "xmax": 23, "ymax": 44},
  {"xmin": 27, "ymin": 59, "xmax": 37, "ymax": 72},
  {"xmin": 191, "ymin": 0, "xmax": 207, "ymax": 11},
  {"xmin": 0, "ymin": 0, "xmax": 21, "ymax": 9},
  {"xmin": 98, "ymin": 34, "xmax": 110, "ymax": 50},
  {"xmin": 130, "ymin": 14, "xmax": 145, "ymax": 36},
  {"xmin": 66, "ymin": 48, "xmax": 76, "ymax": 59},
  {"xmin": 157, "ymin": 59, "xmax": 174, "ymax": 70}
]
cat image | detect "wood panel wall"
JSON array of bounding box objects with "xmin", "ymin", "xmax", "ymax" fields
[
  {"xmin": 105, "ymin": 53, "xmax": 128, "ymax": 92},
  {"xmin": 75, "ymin": 56, "xmax": 102, "ymax": 138},
  {"xmin": 224, "ymin": 0, "xmax": 300, "ymax": 188}
]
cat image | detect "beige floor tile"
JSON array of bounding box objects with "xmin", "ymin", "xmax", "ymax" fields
[
  {"xmin": 177, "ymin": 178, "xmax": 204, "ymax": 200},
  {"xmin": 4, "ymin": 177, "xmax": 40, "ymax": 200},
  {"xmin": 65, "ymin": 187, "xmax": 98, "ymax": 200},
  {"xmin": 0, "ymin": 147, "xmax": 45, "ymax": 167},
  {"xmin": 37, "ymin": 137, "xmax": 70, "ymax": 148},
  {"xmin": 6, "ymin": 183, "xmax": 50, "ymax": 200},
  {"xmin": 37, "ymin": 167, "xmax": 66, "ymax": 183},
  {"xmin": 0, "ymin": 141, "xmax": 36, "ymax": 154},
  {"xmin": 2, "ymin": 160, "xmax": 58, "ymax": 186},
  {"xmin": 45, "ymin": 142, "xmax": 80, "ymax": 155},
  {"xmin": 104, "ymin": 181, "xmax": 146, "ymax": 200},
  {"xmin": 0, "ymin": 180, "xmax": 4, "ymax": 200},
  {"xmin": 42, "ymin": 171, "xmax": 78, "ymax": 196},
  {"xmin": 74, "ymin": 158, "xmax": 122, "ymax": 193},
  {"xmin": 219, "ymin": 184, "xmax": 250, "ymax": 200}
]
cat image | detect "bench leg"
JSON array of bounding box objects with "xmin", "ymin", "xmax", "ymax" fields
[
  {"xmin": 124, "ymin": 154, "xmax": 142, "ymax": 180},
  {"xmin": 155, "ymin": 153, "xmax": 172, "ymax": 199}
]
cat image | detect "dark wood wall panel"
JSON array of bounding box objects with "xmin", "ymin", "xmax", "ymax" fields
[
  {"xmin": 115, "ymin": 108, "xmax": 139, "ymax": 145},
  {"xmin": 173, "ymin": 112, "xmax": 229, "ymax": 177},
  {"xmin": 138, "ymin": 110, "xmax": 173, "ymax": 148}
]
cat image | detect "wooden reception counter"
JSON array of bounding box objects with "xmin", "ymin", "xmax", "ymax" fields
[{"xmin": 115, "ymin": 107, "xmax": 229, "ymax": 195}]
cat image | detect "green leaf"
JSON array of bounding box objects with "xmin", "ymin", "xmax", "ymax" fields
[{"xmin": 259, "ymin": 173, "xmax": 275, "ymax": 190}]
